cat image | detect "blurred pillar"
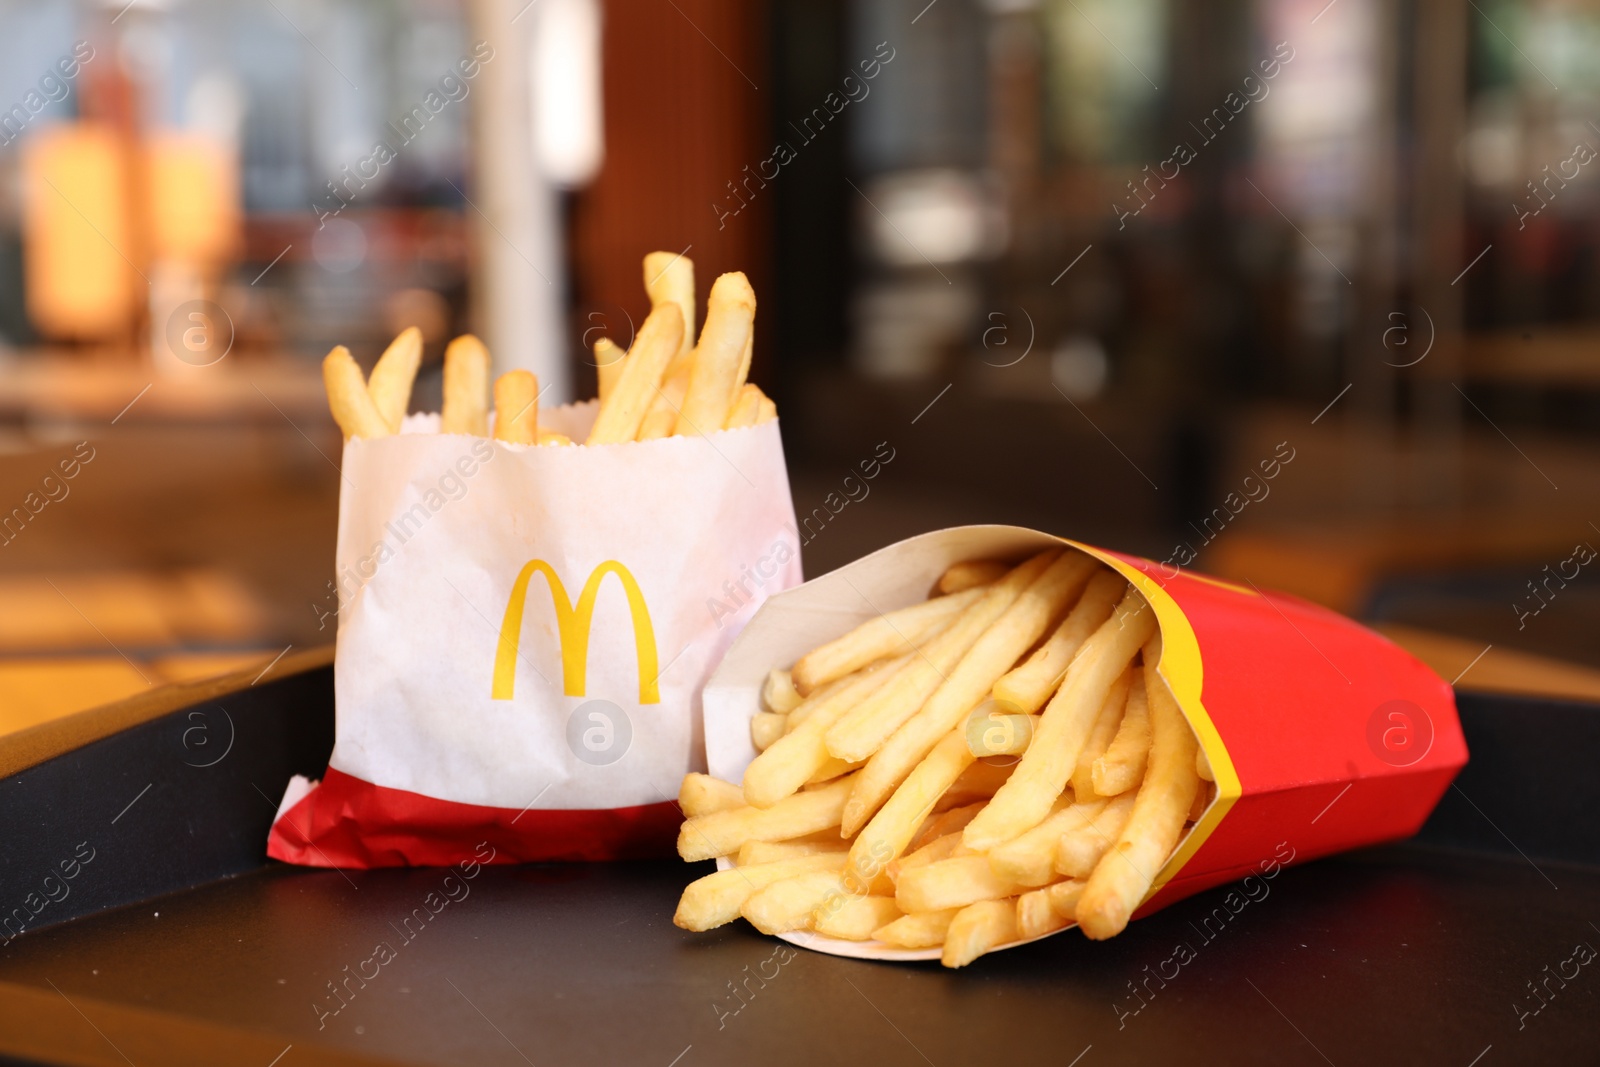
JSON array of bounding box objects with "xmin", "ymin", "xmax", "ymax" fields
[
  {"xmin": 1411, "ymin": 0, "xmax": 1468, "ymax": 510},
  {"xmin": 467, "ymin": 0, "xmax": 569, "ymax": 400}
]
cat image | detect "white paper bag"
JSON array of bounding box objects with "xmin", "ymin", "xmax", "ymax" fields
[{"xmin": 269, "ymin": 401, "xmax": 802, "ymax": 867}]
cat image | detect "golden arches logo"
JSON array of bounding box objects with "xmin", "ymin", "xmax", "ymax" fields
[{"xmin": 491, "ymin": 560, "xmax": 660, "ymax": 704}]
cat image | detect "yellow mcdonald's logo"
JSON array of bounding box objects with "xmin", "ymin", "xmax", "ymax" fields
[{"xmin": 491, "ymin": 560, "xmax": 660, "ymax": 704}]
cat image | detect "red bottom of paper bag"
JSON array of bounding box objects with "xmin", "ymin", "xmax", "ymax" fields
[{"xmin": 266, "ymin": 768, "xmax": 681, "ymax": 868}]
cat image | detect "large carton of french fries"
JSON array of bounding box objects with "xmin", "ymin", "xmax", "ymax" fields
[
  {"xmin": 674, "ymin": 525, "xmax": 1466, "ymax": 966},
  {"xmin": 268, "ymin": 254, "xmax": 800, "ymax": 867}
]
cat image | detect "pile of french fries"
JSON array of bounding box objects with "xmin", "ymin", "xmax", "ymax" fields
[
  {"xmin": 321, "ymin": 251, "xmax": 775, "ymax": 443},
  {"xmin": 673, "ymin": 549, "xmax": 1217, "ymax": 968}
]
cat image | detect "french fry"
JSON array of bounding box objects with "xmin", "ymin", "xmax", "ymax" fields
[
  {"xmin": 743, "ymin": 657, "xmax": 911, "ymax": 808},
  {"xmin": 1045, "ymin": 879, "xmax": 1087, "ymax": 918},
  {"xmin": 594, "ymin": 338, "xmax": 626, "ymax": 404},
  {"xmin": 847, "ymin": 730, "xmax": 975, "ymax": 889},
  {"xmin": 643, "ymin": 250, "xmax": 697, "ymax": 378},
  {"xmin": 742, "ymin": 870, "xmax": 851, "ymax": 934},
  {"xmin": 673, "ymin": 853, "xmax": 847, "ymax": 932},
  {"xmin": 738, "ymin": 835, "xmax": 850, "ymax": 866},
  {"xmin": 1188, "ymin": 781, "xmax": 1211, "ymax": 823},
  {"xmin": 823, "ymin": 556, "xmax": 1060, "ymax": 766},
  {"xmin": 841, "ymin": 551, "xmax": 1098, "ymax": 834},
  {"xmin": 675, "ymin": 272, "xmax": 755, "ymax": 435},
  {"xmin": 441, "ymin": 334, "xmax": 490, "ymax": 435},
  {"xmin": 813, "ymin": 894, "xmax": 903, "ymax": 941},
  {"xmin": 937, "ymin": 559, "xmax": 1010, "ymax": 595},
  {"xmin": 1076, "ymin": 634, "xmax": 1201, "ymax": 940},
  {"xmin": 677, "ymin": 775, "xmax": 856, "ymax": 862},
  {"xmin": 784, "ymin": 671, "xmax": 861, "ymax": 730},
  {"xmin": 889, "ymin": 831, "xmax": 966, "ymax": 884},
  {"xmin": 1016, "ymin": 887, "xmax": 1073, "ymax": 939},
  {"xmin": 735, "ymin": 333, "xmax": 753, "ymax": 393},
  {"xmin": 636, "ymin": 369, "xmax": 689, "ymax": 441},
  {"xmin": 1196, "ymin": 745, "xmax": 1214, "ymax": 782},
  {"xmin": 762, "ymin": 669, "xmax": 803, "ymax": 714},
  {"xmin": 792, "ymin": 585, "xmax": 986, "ymax": 695},
  {"xmin": 1093, "ymin": 672, "xmax": 1151, "ymax": 797},
  {"xmin": 942, "ymin": 899, "xmax": 1019, "ymax": 968},
  {"xmin": 805, "ymin": 756, "xmax": 862, "ymax": 785},
  {"xmin": 967, "ymin": 709, "xmax": 1039, "ymax": 758},
  {"xmin": 587, "ymin": 304, "xmax": 683, "ymax": 445},
  {"xmin": 1071, "ymin": 664, "xmax": 1135, "ymax": 799},
  {"xmin": 367, "ymin": 326, "xmax": 422, "ymax": 432},
  {"xmin": 896, "ymin": 855, "xmax": 1031, "ymax": 914},
  {"xmin": 724, "ymin": 382, "xmax": 764, "ymax": 429},
  {"xmin": 987, "ymin": 798, "xmax": 1107, "ymax": 886},
  {"xmin": 992, "ymin": 569, "xmax": 1126, "ymax": 714},
  {"xmin": 962, "ymin": 589, "xmax": 1156, "ymax": 850},
  {"xmin": 679, "ymin": 773, "xmax": 746, "ymax": 817},
  {"xmin": 911, "ymin": 800, "xmax": 987, "ymax": 851},
  {"xmin": 751, "ymin": 712, "xmax": 787, "ymax": 751},
  {"xmin": 538, "ymin": 431, "xmax": 573, "ymax": 446},
  {"xmin": 937, "ymin": 758, "xmax": 1014, "ymax": 810},
  {"xmin": 492, "ymin": 370, "xmax": 539, "ymax": 444},
  {"xmin": 873, "ymin": 908, "xmax": 960, "ymax": 949},
  {"xmin": 322, "ymin": 346, "xmax": 391, "ymax": 439},
  {"xmin": 755, "ymin": 390, "xmax": 777, "ymax": 424},
  {"xmin": 1055, "ymin": 792, "xmax": 1138, "ymax": 878}
]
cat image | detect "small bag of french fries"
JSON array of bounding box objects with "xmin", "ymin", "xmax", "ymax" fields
[
  {"xmin": 676, "ymin": 525, "xmax": 1467, "ymax": 966},
  {"xmin": 268, "ymin": 254, "xmax": 800, "ymax": 868}
]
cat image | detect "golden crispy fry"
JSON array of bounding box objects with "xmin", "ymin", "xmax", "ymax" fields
[
  {"xmin": 813, "ymin": 895, "xmax": 903, "ymax": 941},
  {"xmin": 673, "ymin": 853, "xmax": 847, "ymax": 931},
  {"xmin": 762, "ymin": 669, "xmax": 803, "ymax": 714},
  {"xmin": 636, "ymin": 368, "xmax": 688, "ymax": 441},
  {"xmin": 738, "ymin": 835, "xmax": 850, "ymax": 866},
  {"xmin": 587, "ymin": 304, "xmax": 684, "ymax": 445},
  {"xmin": 593, "ymin": 338, "xmax": 626, "ymax": 404},
  {"xmin": 741, "ymin": 870, "xmax": 849, "ymax": 935},
  {"xmin": 751, "ymin": 712, "xmax": 786, "ymax": 751},
  {"xmin": 677, "ymin": 775, "xmax": 855, "ymax": 862},
  {"xmin": 492, "ymin": 370, "xmax": 539, "ymax": 444},
  {"xmin": 1188, "ymin": 781, "xmax": 1211, "ymax": 823},
  {"xmin": 896, "ymin": 855, "xmax": 1032, "ymax": 914},
  {"xmin": 806, "ymin": 756, "xmax": 862, "ymax": 785},
  {"xmin": 1093, "ymin": 672, "xmax": 1151, "ymax": 797},
  {"xmin": 889, "ymin": 831, "xmax": 965, "ymax": 885},
  {"xmin": 367, "ymin": 326, "xmax": 422, "ymax": 433},
  {"xmin": 847, "ymin": 730, "xmax": 974, "ymax": 889},
  {"xmin": 963, "ymin": 588, "xmax": 1157, "ymax": 850},
  {"xmin": 755, "ymin": 390, "xmax": 777, "ymax": 424},
  {"xmin": 735, "ymin": 333, "xmax": 753, "ymax": 393},
  {"xmin": 987, "ymin": 798, "xmax": 1106, "ymax": 886},
  {"xmin": 1045, "ymin": 879, "xmax": 1087, "ymax": 918},
  {"xmin": 943, "ymin": 899, "xmax": 1019, "ymax": 968},
  {"xmin": 1016, "ymin": 887, "xmax": 1073, "ymax": 939},
  {"xmin": 873, "ymin": 908, "xmax": 960, "ymax": 949},
  {"xmin": 1196, "ymin": 745, "xmax": 1214, "ymax": 782},
  {"xmin": 1055, "ymin": 791, "xmax": 1138, "ymax": 878},
  {"xmin": 679, "ymin": 773, "xmax": 745, "ymax": 817},
  {"xmin": 966, "ymin": 710, "xmax": 1038, "ymax": 758},
  {"xmin": 937, "ymin": 759, "xmax": 1014, "ymax": 810},
  {"xmin": 643, "ymin": 250, "xmax": 696, "ymax": 378},
  {"xmin": 538, "ymin": 431, "xmax": 573, "ymax": 446},
  {"xmin": 441, "ymin": 334, "xmax": 490, "ymax": 435},
  {"xmin": 675, "ymin": 272, "xmax": 755, "ymax": 435},
  {"xmin": 842, "ymin": 551, "xmax": 1097, "ymax": 834},
  {"xmin": 724, "ymin": 382, "xmax": 764, "ymax": 429},
  {"xmin": 322, "ymin": 346, "xmax": 391, "ymax": 439},
  {"xmin": 1071, "ymin": 664, "xmax": 1134, "ymax": 799},
  {"xmin": 937, "ymin": 559, "xmax": 1010, "ymax": 595},
  {"xmin": 911, "ymin": 801, "xmax": 987, "ymax": 851},
  {"xmin": 743, "ymin": 657, "xmax": 910, "ymax": 808},
  {"xmin": 1076, "ymin": 634, "xmax": 1201, "ymax": 940},
  {"xmin": 991, "ymin": 569, "xmax": 1126, "ymax": 714},
  {"xmin": 793, "ymin": 586, "xmax": 986, "ymax": 696}
]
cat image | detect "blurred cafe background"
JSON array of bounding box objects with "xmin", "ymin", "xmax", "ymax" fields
[{"xmin": 3, "ymin": 0, "xmax": 1600, "ymax": 732}]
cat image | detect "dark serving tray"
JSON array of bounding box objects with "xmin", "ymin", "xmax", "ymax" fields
[{"xmin": 0, "ymin": 650, "xmax": 1595, "ymax": 1066}]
